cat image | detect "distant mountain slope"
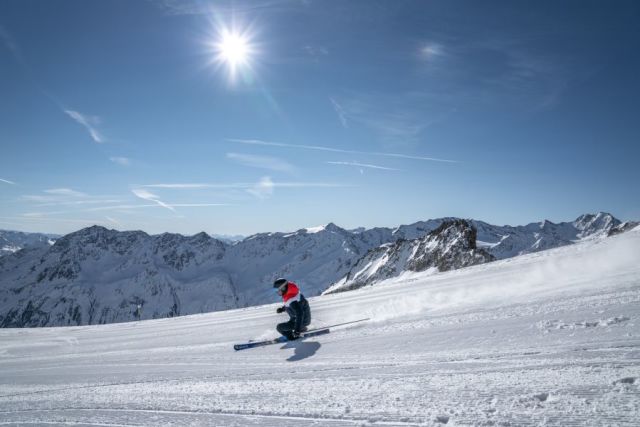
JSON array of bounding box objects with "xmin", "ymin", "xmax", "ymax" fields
[
  {"xmin": 0, "ymin": 226, "xmax": 235, "ymax": 327},
  {"xmin": 472, "ymin": 212, "xmax": 620, "ymax": 259},
  {"xmin": 0, "ymin": 212, "xmax": 625, "ymax": 327},
  {"xmin": 0, "ymin": 230, "xmax": 57, "ymax": 257}
]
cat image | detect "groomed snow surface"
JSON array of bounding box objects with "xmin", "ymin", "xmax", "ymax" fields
[{"xmin": 1, "ymin": 229, "xmax": 639, "ymax": 426}]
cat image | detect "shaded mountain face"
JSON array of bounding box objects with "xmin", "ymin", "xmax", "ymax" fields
[
  {"xmin": 608, "ymin": 221, "xmax": 640, "ymax": 237},
  {"xmin": 0, "ymin": 213, "xmax": 625, "ymax": 327},
  {"xmin": 324, "ymin": 220, "xmax": 495, "ymax": 294},
  {"xmin": 0, "ymin": 226, "xmax": 234, "ymax": 327},
  {"xmin": 0, "ymin": 230, "xmax": 57, "ymax": 257}
]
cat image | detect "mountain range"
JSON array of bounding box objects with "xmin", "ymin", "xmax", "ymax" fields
[{"xmin": 0, "ymin": 212, "xmax": 632, "ymax": 327}]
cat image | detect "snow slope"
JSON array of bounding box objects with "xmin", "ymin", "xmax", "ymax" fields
[{"xmin": 0, "ymin": 228, "xmax": 639, "ymax": 426}]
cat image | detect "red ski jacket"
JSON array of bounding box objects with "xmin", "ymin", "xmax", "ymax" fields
[{"xmin": 281, "ymin": 282, "xmax": 301, "ymax": 306}]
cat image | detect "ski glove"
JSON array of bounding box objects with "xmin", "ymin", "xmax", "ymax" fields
[{"xmin": 276, "ymin": 306, "xmax": 286, "ymax": 314}]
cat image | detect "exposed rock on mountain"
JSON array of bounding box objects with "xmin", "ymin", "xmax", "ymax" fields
[
  {"xmin": 324, "ymin": 220, "xmax": 495, "ymax": 294},
  {"xmin": 608, "ymin": 221, "xmax": 640, "ymax": 236}
]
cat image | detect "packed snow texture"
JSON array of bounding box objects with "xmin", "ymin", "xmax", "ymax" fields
[{"xmin": 0, "ymin": 226, "xmax": 638, "ymax": 425}]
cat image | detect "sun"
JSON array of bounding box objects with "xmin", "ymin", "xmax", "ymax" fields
[
  {"xmin": 218, "ymin": 31, "xmax": 250, "ymax": 67},
  {"xmin": 211, "ymin": 27, "xmax": 256, "ymax": 82}
]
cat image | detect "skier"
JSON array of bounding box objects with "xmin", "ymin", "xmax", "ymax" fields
[{"xmin": 274, "ymin": 277, "xmax": 311, "ymax": 340}]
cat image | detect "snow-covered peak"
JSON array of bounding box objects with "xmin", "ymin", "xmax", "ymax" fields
[
  {"xmin": 304, "ymin": 225, "xmax": 327, "ymax": 234},
  {"xmin": 573, "ymin": 212, "xmax": 618, "ymax": 237},
  {"xmin": 325, "ymin": 219, "xmax": 494, "ymax": 294},
  {"xmin": 299, "ymin": 222, "xmax": 348, "ymax": 235}
]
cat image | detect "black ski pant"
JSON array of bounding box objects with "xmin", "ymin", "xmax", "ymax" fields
[{"xmin": 276, "ymin": 320, "xmax": 308, "ymax": 340}]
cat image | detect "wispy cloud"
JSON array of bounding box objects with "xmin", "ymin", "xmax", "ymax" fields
[
  {"xmin": 329, "ymin": 97, "xmax": 348, "ymax": 128},
  {"xmin": 21, "ymin": 212, "xmax": 56, "ymax": 218},
  {"xmin": 0, "ymin": 25, "xmax": 19, "ymax": 54},
  {"xmin": 3, "ymin": 215, "xmax": 107, "ymax": 225},
  {"xmin": 169, "ymin": 203, "xmax": 230, "ymax": 207},
  {"xmin": 141, "ymin": 183, "xmax": 220, "ymax": 189},
  {"xmin": 86, "ymin": 204, "xmax": 163, "ymax": 212},
  {"xmin": 21, "ymin": 188, "xmax": 122, "ymax": 207},
  {"xmin": 153, "ymin": 0, "xmax": 298, "ymax": 15},
  {"xmin": 88, "ymin": 203, "xmax": 228, "ymax": 212},
  {"xmin": 35, "ymin": 199, "xmax": 124, "ymax": 208},
  {"xmin": 228, "ymin": 138, "xmax": 458, "ymax": 163},
  {"xmin": 109, "ymin": 157, "xmax": 131, "ymax": 167},
  {"xmin": 329, "ymin": 95, "xmax": 438, "ymax": 144},
  {"xmin": 141, "ymin": 180, "xmax": 351, "ymax": 190},
  {"xmin": 229, "ymin": 138, "xmax": 349, "ymax": 154},
  {"xmin": 419, "ymin": 42, "xmax": 444, "ymax": 61},
  {"xmin": 243, "ymin": 176, "xmax": 350, "ymax": 200},
  {"xmin": 496, "ymin": 43, "xmax": 571, "ymax": 111},
  {"xmin": 418, "ymin": 36, "xmax": 575, "ymax": 112},
  {"xmin": 64, "ymin": 109, "xmax": 105, "ymax": 143},
  {"xmin": 247, "ymin": 176, "xmax": 275, "ymax": 199},
  {"xmin": 105, "ymin": 216, "xmax": 123, "ymax": 227},
  {"xmin": 0, "ymin": 24, "xmax": 28, "ymax": 68},
  {"xmin": 140, "ymin": 178, "xmax": 351, "ymax": 201},
  {"xmin": 127, "ymin": 187, "xmax": 229, "ymax": 212},
  {"xmin": 0, "ymin": 178, "xmax": 16, "ymax": 185},
  {"xmin": 131, "ymin": 188, "xmax": 175, "ymax": 212},
  {"xmin": 227, "ymin": 152, "xmax": 295, "ymax": 173},
  {"xmin": 21, "ymin": 188, "xmax": 95, "ymax": 203},
  {"xmin": 21, "ymin": 195, "xmax": 62, "ymax": 203},
  {"xmin": 44, "ymin": 188, "xmax": 87, "ymax": 197},
  {"xmin": 19, "ymin": 189, "xmax": 154, "ymax": 215},
  {"xmin": 327, "ymin": 161, "xmax": 400, "ymax": 171},
  {"xmin": 305, "ymin": 45, "xmax": 329, "ymax": 58}
]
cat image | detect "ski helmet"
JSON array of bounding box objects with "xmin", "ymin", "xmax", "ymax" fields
[{"xmin": 273, "ymin": 278, "xmax": 288, "ymax": 291}]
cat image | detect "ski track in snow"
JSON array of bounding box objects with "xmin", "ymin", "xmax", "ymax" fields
[{"xmin": 1, "ymin": 231, "xmax": 639, "ymax": 426}]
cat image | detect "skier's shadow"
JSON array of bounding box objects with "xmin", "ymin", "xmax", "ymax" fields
[{"xmin": 281, "ymin": 341, "xmax": 322, "ymax": 362}]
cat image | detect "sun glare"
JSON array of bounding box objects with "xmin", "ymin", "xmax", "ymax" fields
[
  {"xmin": 211, "ymin": 27, "xmax": 255, "ymax": 82},
  {"xmin": 218, "ymin": 32, "xmax": 249, "ymax": 66}
]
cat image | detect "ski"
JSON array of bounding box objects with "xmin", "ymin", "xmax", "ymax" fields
[
  {"xmin": 233, "ymin": 328, "xmax": 330, "ymax": 351},
  {"xmin": 233, "ymin": 318, "xmax": 369, "ymax": 351},
  {"xmin": 233, "ymin": 336, "xmax": 287, "ymax": 351}
]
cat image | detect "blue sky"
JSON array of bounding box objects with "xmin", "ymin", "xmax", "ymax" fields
[{"xmin": 1, "ymin": 0, "xmax": 639, "ymax": 236}]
